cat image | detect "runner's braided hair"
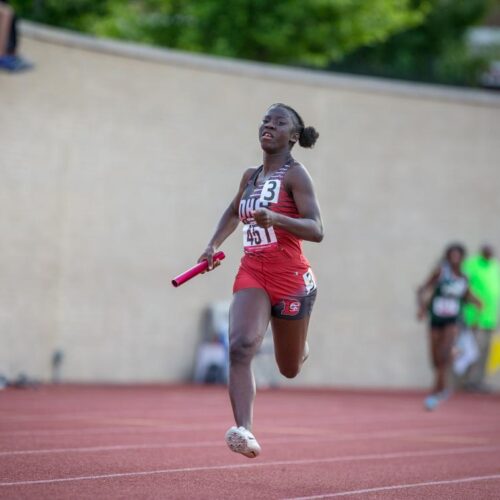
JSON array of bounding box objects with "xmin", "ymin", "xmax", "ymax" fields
[{"xmin": 271, "ymin": 103, "xmax": 319, "ymax": 148}]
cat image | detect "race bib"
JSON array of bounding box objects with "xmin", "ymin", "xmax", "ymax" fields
[
  {"xmin": 243, "ymin": 223, "xmax": 278, "ymax": 252},
  {"xmin": 432, "ymin": 297, "xmax": 460, "ymax": 317},
  {"xmin": 259, "ymin": 179, "xmax": 281, "ymax": 204},
  {"xmin": 303, "ymin": 269, "xmax": 317, "ymax": 293}
]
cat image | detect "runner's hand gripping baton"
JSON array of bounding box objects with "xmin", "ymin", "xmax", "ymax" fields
[{"xmin": 171, "ymin": 251, "xmax": 226, "ymax": 288}]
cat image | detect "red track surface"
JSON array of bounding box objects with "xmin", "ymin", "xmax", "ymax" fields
[{"xmin": 1, "ymin": 385, "xmax": 499, "ymax": 499}]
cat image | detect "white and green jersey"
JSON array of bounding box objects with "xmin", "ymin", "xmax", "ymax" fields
[{"xmin": 429, "ymin": 263, "xmax": 468, "ymax": 322}]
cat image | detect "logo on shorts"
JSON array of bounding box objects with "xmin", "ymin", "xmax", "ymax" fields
[{"xmin": 281, "ymin": 299, "xmax": 301, "ymax": 316}]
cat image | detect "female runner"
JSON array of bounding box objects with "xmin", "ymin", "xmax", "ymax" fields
[
  {"xmin": 198, "ymin": 103, "xmax": 323, "ymax": 457},
  {"xmin": 417, "ymin": 243, "xmax": 481, "ymax": 410}
]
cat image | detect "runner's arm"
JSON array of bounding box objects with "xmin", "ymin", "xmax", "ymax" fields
[
  {"xmin": 416, "ymin": 268, "xmax": 440, "ymax": 319},
  {"xmin": 198, "ymin": 168, "xmax": 255, "ymax": 270},
  {"xmin": 465, "ymin": 288, "xmax": 482, "ymax": 309}
]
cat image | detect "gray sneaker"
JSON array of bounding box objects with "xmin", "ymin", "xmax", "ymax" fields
[{"xmin": 225, "ymin": 426, "xmax": 261, "ymax": 458}]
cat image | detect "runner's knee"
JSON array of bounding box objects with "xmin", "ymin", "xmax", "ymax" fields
[{"xmin": 229, "ymin": 335, "xmax": 260, "ymax": 364}]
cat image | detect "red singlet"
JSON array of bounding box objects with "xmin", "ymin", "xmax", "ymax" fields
[{"xmin": 233, "ymin": 161, "xmax": 317, "ymax": 319}]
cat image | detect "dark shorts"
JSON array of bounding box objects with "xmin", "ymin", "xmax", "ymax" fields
[
  {"xmin": 429, "ymin": 316, "xmax": 459, "ymax": 329},
  {"xmin": 233, "ymin": 252, "xmax": 317, "ymax": 320}
]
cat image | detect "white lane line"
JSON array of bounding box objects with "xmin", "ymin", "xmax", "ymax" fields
[
  {"xmin": 0, "ymin": 410, "xmax": 228, "ymax": 423},
  {"xmin": 9, "ymin": 431, "xmax": 466, "ymax": 457},
  {"xmin": 0, "ymin": 411, "xmax": 229, "ymax": 421},
  {"xmin": 2, "ymin": 424, "xmax": 499, "ymax": 454},
  {"xmin": 0, "ymin": 437, "xmax": 322, "ymax": 457},
  {"xmin": 0, "ymin": 442, "xmax": 221, "ymax": 456},
  {"xmin": 0, "ymin": 431, "xmax": 493, "ymax": 457},
  {"xmin": 1, "ymin": 445, "xmax": 499, "ymax": 487},
  {"xmin": 285, "ymin": 473, "xmax": 500, "ymax": 499},
  {"xmin": 0, "ymin": 423, "xmax": 224, "ymax": 437},
  {"xmin": 4, "ymin": 411, "xmax": 498, "ymax": 427}
]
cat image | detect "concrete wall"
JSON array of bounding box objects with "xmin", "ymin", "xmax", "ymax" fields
[{"xmin": 1, "ymin": 23, "xmax": 500, "ymax": 389}]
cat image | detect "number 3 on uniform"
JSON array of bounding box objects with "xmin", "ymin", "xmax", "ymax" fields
[
  {"xmin": 303, "ymin": 269, "xmax": 317, "ymax": 293},
  {"xmin": 260, "ymin": 180, "xmax": 281, "ymax": 203}
]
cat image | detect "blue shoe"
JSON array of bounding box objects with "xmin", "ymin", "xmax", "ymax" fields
[
  {"xmin": 424, "ymin": 394, "xmax": 439, "ymax": 411},
  {"xmin": 0, "ymin": 55, "xmax": 33, "ymax": 72}
]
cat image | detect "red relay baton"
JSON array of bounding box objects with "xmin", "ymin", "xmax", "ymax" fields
[{"xmin": 171, "ymin": 251, "xmax": 226, "ymax": 288}]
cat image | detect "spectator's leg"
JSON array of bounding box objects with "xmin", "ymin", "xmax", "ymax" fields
[
  {"xmin": 467, "ymin": 329, "xmax": 493, "ymax": 389},
  {"xmin": 0, "ymin": 3, "xmax": 14, "ymax": 57},
  {"xmin": 6, "ymin": 12, "xmax": 17, "ymax": 55}
]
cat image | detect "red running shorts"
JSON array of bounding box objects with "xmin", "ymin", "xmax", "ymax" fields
[{"xmin": 233, "ymin": 251, "xmax": 317, "ymax": 320}]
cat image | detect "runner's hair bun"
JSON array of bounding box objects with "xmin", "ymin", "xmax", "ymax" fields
[{"xmin": 299, "ymin": 126, "xmax": 319, "ymax": 148}]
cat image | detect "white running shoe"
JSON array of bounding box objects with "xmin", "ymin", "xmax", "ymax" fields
[{"xmin": 225, "ymin": 426, "xmax": 261, "ymax": 458}]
